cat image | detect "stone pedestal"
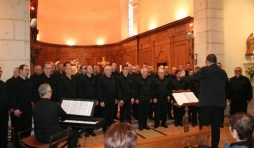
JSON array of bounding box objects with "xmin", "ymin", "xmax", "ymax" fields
[
  {"xmin": 0, "ymin": 0, "xmax": 30, "ymax": 81},
  {"xmin": 193, "ymin": 0, "xmax": 224, "ymax": 66}
]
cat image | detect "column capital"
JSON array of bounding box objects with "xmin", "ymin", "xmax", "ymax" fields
[{"xmin": 130, "ymin": 0, "xmax": 139, "ymax": 8}]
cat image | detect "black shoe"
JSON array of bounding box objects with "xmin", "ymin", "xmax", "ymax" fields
[
  {"xmin": 220, "ymin": 124, "xmax": 224, "ymax": 128},
  {"xmin": 174, "ymin": 122, "xmax": 178, "ymax": 127},
  {"xmin": 161, "ymin": 124, "xmax": 168, "ymax": 128},
  {"xmin": 179, "ymin": 123, "xmax": 183, "ymax": 126},
  {"xmin": 144, "ymin": 125, "xmax": 150, "ymax": 130},
  {"xmin": 85, "ymin": 131, "xmax": 89, "ymax": 137},
  {"xmin": 89, "ymin": 131, "xmax": 96, "ymax": 137},
  {"xmin": 139, "ymin": 127, "xmax": 143, "ymax": 131},
  {"xmin": 154, "ymin": 124, "xmax": 159, "ymax": 128},
  {"xmin": 192, "ymin": 123, "xmax": 197, "ymax": 127}
]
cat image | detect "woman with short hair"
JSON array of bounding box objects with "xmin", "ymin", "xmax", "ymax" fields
[{"xmin": 224, "ymin": 112, "xmax": 254, "ymax": 148}]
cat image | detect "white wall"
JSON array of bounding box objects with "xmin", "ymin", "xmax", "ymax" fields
[
  {"xmin": 224, "ymin": 0, "xmax": 254, "ymax": 77},
  {"xmin": 138, "ymin": 0, "xmax": 193, "ymax": 33},
  {"xmin": 0, "ymin": 0, "xmax": 30, "ymax": 81}
]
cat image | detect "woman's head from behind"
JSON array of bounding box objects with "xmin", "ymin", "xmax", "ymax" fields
[
  {"xmin": 104, "ymin": 122, "xmax": 137, "ymax": 148},
  {"xmin": 229, "ymin": 112, "xmax": 254, "ymax": 141}
]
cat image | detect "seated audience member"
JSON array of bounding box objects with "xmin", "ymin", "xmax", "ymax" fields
[
  {"xmin": 33, "ymin": 84, "xmax": 79, "ymax": 148},
  {"xmin": 224, "ymin": 112, "xmax": 254, "ymax": 148},
  {"xmin": 104, "ymin": 122, "xmax": 137, "ymax": 148}
]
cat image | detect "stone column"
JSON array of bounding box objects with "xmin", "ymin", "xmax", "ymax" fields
[
  {"xmin": 193, "ymin": 0, "xmax": 224, "ymax": 67},
  {"xmin": 0, "ymin": 0, "xmax": 30, "ymax": 81}
]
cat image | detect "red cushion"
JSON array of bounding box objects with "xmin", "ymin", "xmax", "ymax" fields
[{"xmin": 21, "ymin": 135, "xmax": 67, "ymax": 147}]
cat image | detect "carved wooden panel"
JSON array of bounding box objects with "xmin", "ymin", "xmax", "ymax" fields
[{"xmin": 33, "ymin": 17, "xmax": 194, "ymax": 73}]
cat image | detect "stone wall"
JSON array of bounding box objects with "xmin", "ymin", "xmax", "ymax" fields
[{"xmin": 0, "ymin": 0, "xmax": 30, "ymax": 81}]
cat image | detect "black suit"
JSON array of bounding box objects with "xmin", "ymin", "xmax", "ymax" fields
[
  {"xmin": 0, "ymin": 80, "xmax": 9, "ymax": 148},
  {"xmin": 184, "ymin": 64, "xmax": 228, "ymax": 148},
  {"xmin": 33, "ymin": 99, "xmax": 78, "ymax": 147},
  {"xmin": 9, "ymin": 76, "xmax": 33, "ymax": 148},
  {"xmin": 35, "ymin": 73, "xmax": 59, "ymax": 102},
  {"xmin": 228, "ymin": 75, "xmax": 252, "ymax": 114}
]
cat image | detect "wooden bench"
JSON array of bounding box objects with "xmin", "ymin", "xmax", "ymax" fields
[
  {"xmin": 18, "ymin": 128, "xmax": 70, "ymax": 148},
  {"xmin": 83, "ymin": 127, "xmax": 210, "ymax": 148}
]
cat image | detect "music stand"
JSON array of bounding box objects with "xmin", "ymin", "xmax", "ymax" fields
[{"xmin": 172, "ymin": 89, "xmax": 198, "ymax": 132}]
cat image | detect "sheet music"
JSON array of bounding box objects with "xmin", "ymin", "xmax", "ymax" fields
[
  {"xmin": 172, "ymin": 93, "xmax": 189, "ymax": 106},
  {"xmin": 78, "ymin": 101, "xmax": 94, "ymax": 116},
  {"xmin": 184, "ymin": 92, "xmax": 198, "ymax": 103},
  {"xmin": 68, "ymin": 101, "xmax": 80, "ymax": 114},
  {"xmin": 61, "ymin": 100, "xmax": 94, "ymax": 116},
  {"xmin": 61, "ymin": 100, "xmax": 72, "ymax": 113}
]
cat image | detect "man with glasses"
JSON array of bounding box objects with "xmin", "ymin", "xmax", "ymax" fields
[
  {"xmin": 33, "ymin": 84, "xmax": 79, "ymax": 148},
  {"xmin": 117, "ymin": 65, "xmax": 135, "ymax": 124},
  {"xmin": 228, "ymin": 67, "xmax": 252, "ymax": 115},
  {"xmin": 98, "ymin": 66, "xmax": 117, "ymax": 132},
  {"xmin": 35, "ymin": 62, "xmax": 59, "ymax": 102}
]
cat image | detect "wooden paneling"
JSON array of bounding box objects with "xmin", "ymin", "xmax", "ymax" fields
[{"xmin": 32, "ymin": 17, "xmax": 194, "ymax": 73}]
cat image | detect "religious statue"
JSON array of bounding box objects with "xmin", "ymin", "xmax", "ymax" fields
[
  {"xmin": 97, "ymin": 57, "xmax": 110, "ymax": 67},
  {"xmin": 246, "ymin": 33, "xmax": 254, "ymax": 55}
]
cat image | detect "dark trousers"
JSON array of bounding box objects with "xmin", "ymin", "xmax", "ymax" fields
[
  {"xmin": 0, "ymin": 107, "xmax": 8, "ymax": 148},
  {"xmin": 148, "ymin": 103, "xmax": 154, "ymax": 118},
  {"xmin": 101, "ymin": 98, "xmax": 115, "ymax": 132},
  {"xmin": 167, "ymin": 102, "xmax": 173, "ymax": 118},
  {"xmin": 154, "ymin": 97, "xmax": 168, "ymax": 125},
  {"xmin": 120, "ymin": 96, "xmax": 132, "ymax": 123},
  {"xmin": 189, "ymin": 106, "xmax": 198, "ymax": 124},
  {"xmin": 36, "ymin": 129, "xmax": 79, "ymax": 148},
  {"xmin": 11, "ymin": 105, "xmax": 32, "ymax": 148},
  {"xmin": 200, "ymin": 106, "xmax": 224, "ymax": 148},
  {"xmin": 138, "ymin": 98, "xmax": 150, "ymax": 128},
  {"xmin": 230, "ymin": 99, "xmax": 248, "ymax": 115},
  {"xmin": 173, "ymin": 106, "xmax": 184, "ymax": 124},
  {"xmin": 114, "ymin": 104, "xmax": 118, "ymax": 118},
  {"xmin": 132, "ymin": 103, "xmax": 139, "ymax": 119}
]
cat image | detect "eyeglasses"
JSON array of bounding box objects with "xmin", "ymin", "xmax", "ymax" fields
[{"xmin": 234, "ymin": 70, "xmax": 242, "ymax": 72}]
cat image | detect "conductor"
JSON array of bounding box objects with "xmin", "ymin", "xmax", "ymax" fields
[{"xmin": 183, "ymin": 54, "xmax": 228, "ymax": 148}]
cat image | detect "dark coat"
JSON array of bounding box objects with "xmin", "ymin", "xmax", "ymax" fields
[{"xmin": 184, "ymin": 64, "xmax": 228, "ymax": 107}]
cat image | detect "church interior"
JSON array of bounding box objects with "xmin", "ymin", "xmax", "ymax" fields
[{"xmin": 1, "ymin": 0, "xmax": 254, "ymax": 147}]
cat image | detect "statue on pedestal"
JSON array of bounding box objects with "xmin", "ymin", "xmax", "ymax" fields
[{"xmin": 246, "ymin": 33, "xmax": 254, "ymax": 55}]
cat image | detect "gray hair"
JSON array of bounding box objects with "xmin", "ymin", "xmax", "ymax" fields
[
  {"xmin": 43, "ymin": 62, "xmax": 51, "ymax": 68},
  {"xmin": 38, "ymin": 84, "xmax": 51, "ymax": 97}
]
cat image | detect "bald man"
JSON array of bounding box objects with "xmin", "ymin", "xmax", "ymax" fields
[{"xmin": 98, "ymin": 66, "xmax": 117, "ymax": 132}]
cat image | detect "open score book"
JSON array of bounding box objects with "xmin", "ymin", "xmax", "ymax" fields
[
  {"xmin": 61, "ymin": 100, "xmax": 94, "ymax": 116},
  {"xmin": 172, "ymin": 92, "xmax": 198, "ymax": 106}
]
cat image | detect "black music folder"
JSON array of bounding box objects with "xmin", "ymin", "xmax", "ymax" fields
[{"xmin": 60, "ymin": 98, "xmax": 96, "ymax": 117}]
